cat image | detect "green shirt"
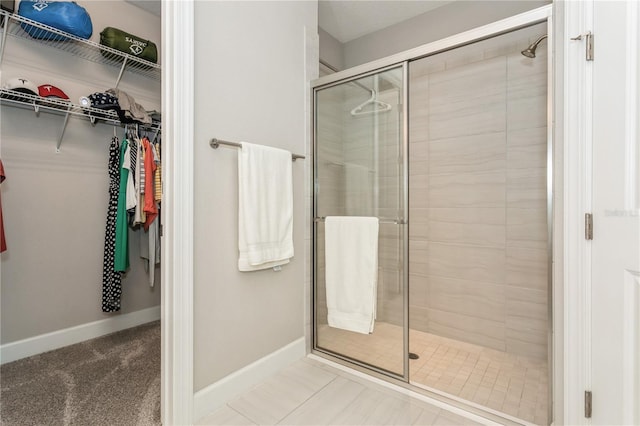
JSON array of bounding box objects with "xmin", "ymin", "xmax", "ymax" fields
[{"xmin": 114, "ymin": 139, "xmax": 130, "ymax": 272}]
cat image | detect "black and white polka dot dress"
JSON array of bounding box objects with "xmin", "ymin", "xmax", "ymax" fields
[{"xmin": 102, "ymin": 136, "xmax": 122, "ymax": 312}]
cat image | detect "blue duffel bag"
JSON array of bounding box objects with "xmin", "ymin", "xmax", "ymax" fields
[{"xmin": 18, "ymin": 1, "xmax": 92, "ymax": 41}]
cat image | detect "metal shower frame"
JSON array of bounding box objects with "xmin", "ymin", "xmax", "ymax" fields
[{"xmin": 311, "ymin": 3, "xmax": 553, "ymax": 423}]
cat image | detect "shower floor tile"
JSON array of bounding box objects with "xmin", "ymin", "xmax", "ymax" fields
[{"xmin": 317, "ymin": 322, "xmax": 548, "ymax": 425}]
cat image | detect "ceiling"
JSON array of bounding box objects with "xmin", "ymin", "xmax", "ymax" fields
[
  {"xmin": 125, "ymin": 0, "xmax": 161, "ymax": 17},
  {"xmin": 125, "ymin": 0, "xmax": 454, "ymax": 43},
  {"xmin": 319, "ymin": 0, "xmax": 455, "ymax": 43}
]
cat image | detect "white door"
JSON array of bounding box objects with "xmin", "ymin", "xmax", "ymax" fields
[{"xmin": 591, "ymin": 0, "xmax": 640, "ymax": 424}]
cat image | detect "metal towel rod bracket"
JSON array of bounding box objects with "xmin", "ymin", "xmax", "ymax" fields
[{"xmin": 210, "ymin": 138, "xmax": 305, "ymax": 161}]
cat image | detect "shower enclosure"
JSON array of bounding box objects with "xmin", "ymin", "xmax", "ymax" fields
[
  {"xmin": 312, "ymin": 6, "xmax": 552, "ymax": 426},
  {"xmin": 314, "ymin": 65, "xmax": 408, "ymax": 377}
]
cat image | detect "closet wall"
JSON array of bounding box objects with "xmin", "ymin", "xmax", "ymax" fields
[{"xmin": 1, "ymin": 0, "xmax": 161, "ymax": 345}]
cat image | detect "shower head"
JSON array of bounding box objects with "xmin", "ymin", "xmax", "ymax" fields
[{"xmin": 521, "ymin": 35, "xmax": 548, "ymax": 58}]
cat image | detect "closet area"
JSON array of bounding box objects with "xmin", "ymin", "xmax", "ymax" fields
[{"xmin": 0, "ymin": 1, "xmax": 162, "ymax": 424}]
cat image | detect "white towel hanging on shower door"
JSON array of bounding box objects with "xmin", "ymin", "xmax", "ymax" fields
[{"xmin": 325, "ymin": 216, "xmax": 379, "ymax": 334}]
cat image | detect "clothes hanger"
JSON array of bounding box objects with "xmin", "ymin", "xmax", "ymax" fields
[
  {"xmin": 350, "ymin": 90, "xmax": 392, "ymax": 116},
  {"xmin": 151, "ymin": 125, "xmax": 161, "ymax": 144}
]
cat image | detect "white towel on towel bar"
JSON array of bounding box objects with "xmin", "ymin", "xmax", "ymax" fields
[
  {"xmin": 238, "ymin": 142, "xmax": 294, "ymax": 271},
  {"xmin": 325, "ymin": 216, "xmax": 379, "ymax": 334}
]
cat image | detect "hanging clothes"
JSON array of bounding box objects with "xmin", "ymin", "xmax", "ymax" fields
[
  {"xmin": 126, "ymin": 137, "xmax": 138, "ymax": 216},
  {"xmin": 142, "ymin": 137, "xmax": 158, "ymax": 230},
  {"xmin": 114, "ymin": 138, "xmax": 130, "ymax": 272},
  {"xmin": 139, "ymin": 136, "xmax": 161, "ymax": 287},
  {"xmin": 133, "ymin": 137, "xmax": 144, "ymax": 225},
  {"xmin": 101, "ymin": 128, "xmax": 162, "ymax": 307},
  {"xmin": 140, "ymin": 217, "xmax": 160, "ymax": 287},
  {"xmin": 123, "ymin": 142, "xmax": 137, "ymax": 212},
  {"xmin": 102, "ymin": 137, "xmax": 122, "ymax": 312},
  {"xmin": 138, "ymin": 139, "xmax": 147, "ymax": 224},
  {"xmin": 153, "ymin": 141, "xmax": 162, "ymax": 203},
  {"xmin": 0, "ymin": 159, "xmax": 6, "ymax": 253}
]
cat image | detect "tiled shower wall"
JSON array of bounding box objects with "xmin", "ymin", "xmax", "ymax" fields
[
  {"xmin": 315, "ymin": 77, "xmax": 404, "ymax": 327},
  {"xmin": 343, "ymin": 83, "xmax": 404, "ymax": 327},
  {"xmin": 315, "ymin": 28, "xmax": 548, "ymax": 361},
  {"xmin": 408, "ymin": 35, "xmax": 549, "ymax": 359},
  {"xmin": 315, "ymin": 83, "xmax": 346, "ymax": 324}
]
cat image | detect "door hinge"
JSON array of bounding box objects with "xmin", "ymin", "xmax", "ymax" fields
[
  {"xmin": 571, "ymin": 31, "xmax": 594, "ymax": 61},
  {"xmin": 585, "ymin": 390, "xmax": 592, "ymax": 418},
  {"xmin": 585, "ymin": 213, "xmax": 593, "ymax": 240}
]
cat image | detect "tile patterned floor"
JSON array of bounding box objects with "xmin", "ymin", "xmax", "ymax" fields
[
  {"xmin": 317, "ymin": 322, "xmax": 548, "ymax": 425},
  {"xmin": 196, "ymin": 357, "xmax": 490, "ymax": 426},
  {"xmin": 318, "ymin": 323, "xmax": 405, "ymax": 375}
]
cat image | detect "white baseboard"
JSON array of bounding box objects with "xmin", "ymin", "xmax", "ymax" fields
[
  {"xmin": 0, "ymin": 306, "xmax": 161, "ymax": 364},
  {"xmin": 194, "ymin": 337, "xmax": 306, "ymax": 422}
]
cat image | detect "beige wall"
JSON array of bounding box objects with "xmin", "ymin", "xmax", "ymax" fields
[
  {"xmin": 408, "ymin": 24, "xmax": 549, "ymax": 359},
  {"xmin": 319, "ymin": 28, "xmax": 344, "ymax": 71},
  {"xmin": 1, "ymin": 1, "xmax": 161, "ymax": 344},
  {"xmin": 193, "ymin": 1, "xmax": 317, "ymax": 391}
]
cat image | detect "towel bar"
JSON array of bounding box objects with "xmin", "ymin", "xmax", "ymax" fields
[
  {"xmin": 314, "ymin": 217, "xmax": 405, "ymax": 225},
  {"xmin": 210, "ymin": 138, "xmax": 305, "ymax": 161}
]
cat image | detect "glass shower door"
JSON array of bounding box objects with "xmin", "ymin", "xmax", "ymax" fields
[{"xmin": 313, "ymin": 66, "xmax": 407, "ymax": 378}]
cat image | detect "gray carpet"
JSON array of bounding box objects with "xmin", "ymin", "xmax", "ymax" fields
[{"xmin": 1, "ymin": 321, "xmax": 161, "ymax": 426}]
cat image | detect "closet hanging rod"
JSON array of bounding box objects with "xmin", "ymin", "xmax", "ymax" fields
[
  {"xmin": 209, "ymin": 138, "xmax": 305, "ymax": 161},
  {"xmin": 314, "ymin": 217, "xmax": 405, "ymax": 225}
]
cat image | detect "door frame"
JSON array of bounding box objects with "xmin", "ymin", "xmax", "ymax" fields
[
  {"xmin": 563, "ymin": 0, "xmax": 640, "ymax": 424},
  {"xmin": 560, "ymin": 0, "xmax": 593, "ymax": 424},
  {"xmin": 161, "ymin": 1, "xmax": 195, "ymax": 424}
]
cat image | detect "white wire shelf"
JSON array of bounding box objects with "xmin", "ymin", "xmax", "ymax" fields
[
  {"xmin": 1, "ymin": 88, "xmax": 161, "ymax": 151},
  {"xmin": 1, "ymin": 88, "xmax": 119, "ymax": 120},
  {"xmin": 0, "ymin": 10, "xmax": 160, "ymax": 82}
]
